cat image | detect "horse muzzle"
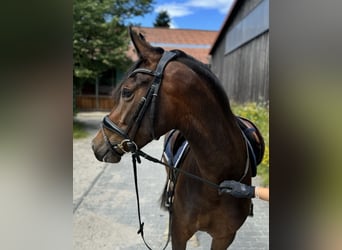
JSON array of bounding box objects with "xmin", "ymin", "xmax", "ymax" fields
[
  {"xmin": 91, "ymin": 139, "xmax": 122, "ymax": 163},
  {"xmin": 92, "ymin": 129, "xmax": 139, "ymax": 163}
]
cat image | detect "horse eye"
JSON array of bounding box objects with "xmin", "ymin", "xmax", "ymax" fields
[{"xmin": 122, "ymin": 88, "xmax": 133, "ymax": 98}]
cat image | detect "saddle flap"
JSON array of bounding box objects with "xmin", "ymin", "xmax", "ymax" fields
[
  {"xmin": 163, "ymin": 130, "xmax": 189, "ymax": 168},
  {"xmin": 236, "ymin": 116, "xmax": 265, "ymax": 177}
]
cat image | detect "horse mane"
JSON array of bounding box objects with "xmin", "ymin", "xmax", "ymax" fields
[
  {"xmin": 113, "ymin": 48, "xmax": 233, "ymax": 118},
  {"xmin": 170, "ymin": 49, "xmax": 233, "ymax": 116}
]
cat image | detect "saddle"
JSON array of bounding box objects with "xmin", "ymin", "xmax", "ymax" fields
[
  {"xmin": 163, "ymin": 117, "xmax": 265, "ymax": 177},
  {"xmin": 236, "ymin": 116, "xmax": 265, "ymax": 177},
  {"xmin": 163, "ymin": 130, "xmax": 189, "ymax": 169}
]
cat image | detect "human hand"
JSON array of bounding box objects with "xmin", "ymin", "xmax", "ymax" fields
[{"xmin": 218, "ymin": 180, "xmax": 255, "ymax": 198}]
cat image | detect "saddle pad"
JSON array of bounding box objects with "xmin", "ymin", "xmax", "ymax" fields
[{"xmin": 163, "ymin": 130, "xmax": 189, "ymax": 169}]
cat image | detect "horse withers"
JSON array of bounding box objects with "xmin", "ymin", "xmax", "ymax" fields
[{"xmin": 92, "ymin": 27, "xmax": 253, "ymax": 249}]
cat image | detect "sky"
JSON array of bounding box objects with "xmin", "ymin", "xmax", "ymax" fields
[{"xmin": 129, "ymin": 0, "xmax": 235, "ymax": 31}]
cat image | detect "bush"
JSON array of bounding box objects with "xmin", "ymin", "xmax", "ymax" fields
[{"xmin": 231, "ymin": 102, "xmax": 269, "ymax": 186}]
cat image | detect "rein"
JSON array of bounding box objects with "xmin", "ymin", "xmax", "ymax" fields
[
  {"xmin": 101, "ymin": 51, "xmax": 251, "ymax": 249},
  {"xmin": 101, "ymin": 51, "xmax": 177, "ymax": 249}
]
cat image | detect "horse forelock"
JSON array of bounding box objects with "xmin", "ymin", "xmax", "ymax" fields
[
  {"xmin": 111, "ymin": 47, "xmax": 166, "ymax": 101},
  {"xmin": 111, "ymin": 57, "xmax": 147, "ymax": 103}
]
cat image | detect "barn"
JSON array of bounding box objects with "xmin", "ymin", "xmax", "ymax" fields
[{"xmin": 209, "ymin": 0, "xmax": 269, "ymax": 104}]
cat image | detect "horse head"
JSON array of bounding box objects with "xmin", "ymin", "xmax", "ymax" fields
[{"xmin": 92, "ymin": 27, "xmax": 192, "ymax": 163}]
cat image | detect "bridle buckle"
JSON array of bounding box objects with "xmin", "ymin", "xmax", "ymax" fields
[{"xmin": 118, "ymin": 139, "xmax": 138, "ymax": 153}]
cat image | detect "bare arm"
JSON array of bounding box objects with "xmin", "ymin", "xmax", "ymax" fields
[
  {"xmin": 255, "ymin": 186, "xmax": 269, "ymax": 201},
  {"xmin": 219, "ymin": 180, "xmax": 269, "ymax": 202}
]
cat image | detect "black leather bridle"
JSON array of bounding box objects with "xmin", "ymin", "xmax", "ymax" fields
[
  {"xmin": 100, "ymin": 51, "xmax": 178, "ymax": 249},
  {"xmin": 101, "ymin": 51, "xmax": 177, "ymax": 157}
]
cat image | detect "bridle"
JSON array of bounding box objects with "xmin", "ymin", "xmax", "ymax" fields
[
  {"xmin": 100, "ymin": 51, "xmax": 178, "ymax": 250},
  {"xmin": 101, "ymin": 51, "xmax": 177, "ymax": 157}
]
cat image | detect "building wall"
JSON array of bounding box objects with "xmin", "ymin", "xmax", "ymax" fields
[
  {"xmin": 223, "ymin": 32, "xmax": 269, "ymax": 103},
  {"xmin": 229, "ymin": 0, "xmax": 262, "ymax": 29},
  {"xmin": 210, "ymin": 0, "xmax": 269, "ymax": 104}
]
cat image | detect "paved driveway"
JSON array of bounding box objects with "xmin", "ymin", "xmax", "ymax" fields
[{"xmin": 73, "ymin": 112, "xmax": 269, "ymax": 249}]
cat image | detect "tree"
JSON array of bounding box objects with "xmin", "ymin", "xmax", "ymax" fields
[
  {"xmin": 153, "ymin": 10, "xmax": 171, "ymax": 28},
  {"xmin": 73, "ymin": 0, "xmax": 153, "ymax": 113},
  {"xmin": 73, "ymin": 0, "xmax": 153, "ymax": 79}
]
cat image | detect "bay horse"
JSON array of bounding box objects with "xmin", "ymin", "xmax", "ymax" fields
[{"xmin": 92, "ymin": 27, "xmax": 252, "ymax": 249}]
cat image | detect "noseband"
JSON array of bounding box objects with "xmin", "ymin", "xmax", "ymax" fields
[{"xmin": 101, "ymin": 51, "xmax": 177, "ymax": 156}]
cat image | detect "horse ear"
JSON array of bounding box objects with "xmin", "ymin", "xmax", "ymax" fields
[{"xmin": 129, "ymin": 26, "xmax": 155, "ymax": 59}]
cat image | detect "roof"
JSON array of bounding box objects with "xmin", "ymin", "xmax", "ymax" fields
[
  {"xmin": 209, "ymin": 0, "xmax": 239, "ymax": 55},
  {"xmin": 128, "ymin": 27, "xmax": 218, "ymax": 64}
]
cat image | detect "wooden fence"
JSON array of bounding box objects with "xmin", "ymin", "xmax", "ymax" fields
[{"xmin": 76, "ymin": 95, "xmax": 113, "ymax": 111}]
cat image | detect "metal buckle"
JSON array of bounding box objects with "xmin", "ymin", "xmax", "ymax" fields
[{"xmin": 117, "ymin": 139, "xmax": 138, "ymax": 153}]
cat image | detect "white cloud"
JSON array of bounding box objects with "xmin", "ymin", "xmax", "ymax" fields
[
  {"xmin": 170, "ymin": 20, "xmax": 178, "ymax": 29},
  {"xmin": 155, "ymin": 4, "xmax": 193, "ymax": 18},
  {"xmin": 155, "ymin": 0, "xmax": 234, "ymax": 18},
  {"xmin": 186, "ymin": 0, "xmax": 234, "ymax": 14}
]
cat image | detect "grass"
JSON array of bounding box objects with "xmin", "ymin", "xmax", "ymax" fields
[
  {"xmin": 231, "ymin": 102, "xmax": 269, "ymax": 186},
  {"xmin": 73, "ymin": 120, "xmax": 89, "ymax": 139}
]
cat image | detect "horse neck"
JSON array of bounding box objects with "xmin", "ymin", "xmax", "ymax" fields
[{"xmin": 177, "ymin": 84, "xmax": 247, "ymax": 180}]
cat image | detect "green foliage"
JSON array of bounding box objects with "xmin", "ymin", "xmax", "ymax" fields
[
  {"xmin": 154, "ymin": 10, "xmax": 171, "ymax": 28},
  {"xmin": 73, "ymin": 0, "xmax": 153, "ymax": 79},
  {"xmin": 73, "ymin": 0, "xmax": 153, "ymax": 115},
  {"xmin": 73, "ymin": 121, "xmax": 89, "ymax": 139},
  {"xmin": 231, "ymin": 102, "xmax": 269, "ymax": 186}
]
